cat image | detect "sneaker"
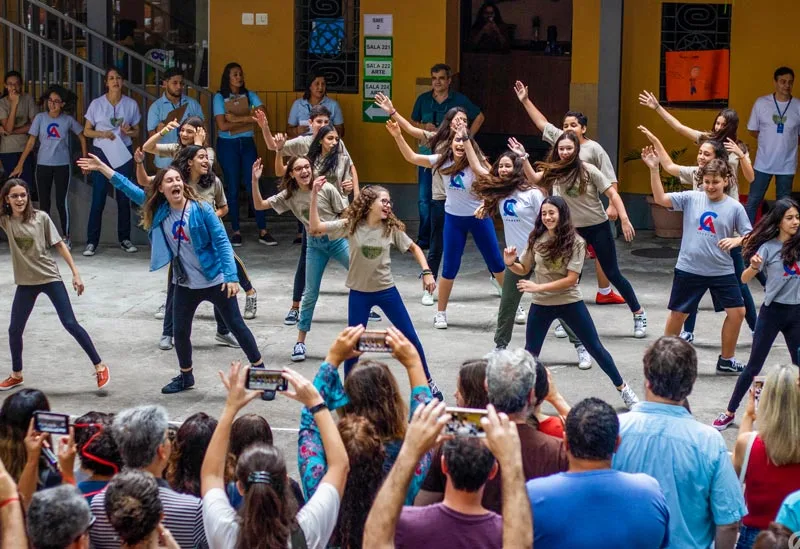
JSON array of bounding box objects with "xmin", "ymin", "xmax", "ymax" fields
[
  {"xmin": 490, "ymin": 276, "xmax": 502, "ymax": 297},
  {"xmin": 494, "ymin": 344, "xmax": 507, "ymax": 351},
  {"xmin": 231, "ymin": 233, "xmax": 243, "ymax": 247},
  {"xmin": 154, "ymin": 303, "xmax": 166, "ymax": 320},
  {"xmin": 369, "ymin": 310, "xmax": 382, "ymax": 322},
  {"xmin": 428, "ymin": 379, "xmax": 444, "ymax": 401},
  {"xmin": 679, "ymin": 330, "xmax": 695, "ymax": 344},
  {"xmin": 95, "ymin": 366, "xmax": 110, "ymax": 389},
  {"xmin": 712, "ymin": 412, "xmax": 735, "ymax": 431},
  {"xmin": 83, "ymin": 243, "xmax": 96, "ymax": 257},
  {"xmin": 215, "ymin": 332, "xmax": 241, "ymax": 348},
  {"xmin": 421, "ymin": 290, "xmax": 435, "ymax": 306},
  {"xmin": 576, "ymin": 345, "xmax": 593, "ymax": 370},
  {"xmin": 284, "ymin": 308, "xmax": 300, "ymax": 326},
  {"xmin": 120, "ymin": 240, "xmax": 138, "ymax": 253},
  {"xmin": 291, "ymin": 342, "xmax": 307, "ymax": 362},
  {"xmin": 0, "ymin": 375, "xmax": 24, "ymax": 391},
  {"xmin": 595, "ymin": 291, "xmax": 626, "ymax": 305},
  {"xmin": 515, "ymin": 305, "xmax": 527, "ymax": 324},
  {"xmin": 633, "ymin": 311, "xmax": 647, "ymax": 339},
  {"xmin": 161, "ymin": 371, "xmax": 195, "ymax": 394},
  {"xmin": 244, "ymin": 292, "xmax": 258, "ymax": 319},
  {"xmin": 716, "ymin": 356, "xmax": 745, "ymax": 376},
  {"xmin": 159, "ymin": 335, "xmax": 174, "ymax": 350},
  {"xmin": 554, "ymin": 322, "xmax": 568, "ymax": 338},
  {"xmin": 64, "ymin": 237, "xmax": 72, "ymax": 250},
  {"xmin": 619, "ymin": 384, "xmax": 640, "ymax": 409},
  {"xmin": 258, "ymin": 232, "xmax": 278, "ymax": 246},
  {"xmin": 434, "ymin": 311, "xmax": 448, "ymax": 329}
]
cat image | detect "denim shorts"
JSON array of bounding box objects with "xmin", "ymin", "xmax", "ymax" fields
[{"xmin": 668, "ymin": 268, "xmax": 744, "ymax": 313}]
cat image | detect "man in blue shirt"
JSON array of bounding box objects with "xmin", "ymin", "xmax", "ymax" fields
[
  {"xmin": 612, "ymin": 337, "xmax": 747, "ymax": 549},
  {"xmin": 527, "ymin": 397, "xmax": 670, "ymax": 549},
  {"xmin": 411, "ymin": 63, "xmax": 484, "ymax": 248},
  {"xmin": 146, "ymin": 67, "xmax": 204, "ymax": 168}
]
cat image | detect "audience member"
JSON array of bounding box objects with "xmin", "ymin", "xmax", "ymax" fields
[
  {"xmin": 0, "ymin": 71, "xmax": 37, "ymax": 186},
  {"xmin": 612, "ymin": 337, "xmax": 746, "ymax": 549},
  {"xmin": 0, "ymin": 388, "xmax": 51, "ymax": 483},
  {"xmin": 0, "ymin": 456, "xmax": 26, "ymax": 549},
  {"xmin": 526, "ymin": 397, "xmax": 669, "ymax": 548},
  {"xmin": 776, "ymin": 489, "xmax": 800, "ymax": 536},
  {"xmin": 167, "ymin": 411, "xmax": 217, "ymax": 497},
  {"xmin": 531, "ymin": 360, "xmax": 571, "ymax": 438},
  {"xmin": 288, "ymin": 72, "xmax": 345, "ymax": 138},
  {"xmin": 72, "ymin": 411, "xmax": 122, "ymax": 503},
  {"xmin": 26, "ymin": 484, "xmax": 93, "ymax": 549},
  {"xmin": 752, "ymin": 522, "xmax": 797, "ymax": 549},
  {"xmin": 468, "ymin": 2, "xmax": 513, "ymax": 52}
]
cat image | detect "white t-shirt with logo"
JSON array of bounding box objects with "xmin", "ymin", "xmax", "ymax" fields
[
  {"xmin": 498, "ymin": 187, "xmax": 545, "ymax": 252},
  {"xmin": 747, "ymin": 94, "xmax": 800, "ymax": 175},
  {"xmin": 425, "ymin": 155, "xmax": 481, "ymax": 216},
  {"xmin": 85, "ymin": 94, "xmax": 141, "ymax": 147}
]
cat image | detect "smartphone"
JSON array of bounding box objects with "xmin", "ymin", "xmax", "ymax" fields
[
  {"xmin": 753, "ymin": 376, "xmax": 766, "ymax": 411},
  {"xmin": 444, "ymin": 407, "xmax": 488, "ymax": 438},
  {"xmin": 246, "ymin": 368, "xmax": 288, "ymax": 392},
  {"xmin": 33, "ymin": 411, "xmax": 70, "ymax": 435},
  {"xmin": 356, "ymin": 330, "xmax": 391, "ymax": 353}
]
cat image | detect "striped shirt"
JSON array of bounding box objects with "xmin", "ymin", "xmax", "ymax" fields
[{"xmin": 90, "ymin": 477, "xmax": 208, "ymax": 548}]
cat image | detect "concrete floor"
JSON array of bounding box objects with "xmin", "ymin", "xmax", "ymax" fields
[{"xmin": 1, "ymin": 219, "xmax": 791, "ymax": 475}]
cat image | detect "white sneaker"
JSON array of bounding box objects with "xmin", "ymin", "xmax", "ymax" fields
[
  {"xmin": 83, "ymin": 243, "xmax": 96, "ymax": 257},
  {"xmin": 554, "ymin": 322, "xmax": 568, "ymax": 338},
  {"xmin": 421, "ymin": 291, "xmax": 434, "ymax": 306},
  {"xmin": 244, "ymin": 292, "xmax": 257, "ymax": 320},
  {"xmin": 514, "ymin": 305, "xmax": 526, "ymax": 324},
  {"xmin": 154, "ymin": 303, "xmax": 166, "ymax": 320},
  {"xmin": 619, "ymin": 384, "xmax": 640, "ymax": 409},
  {"xmin": 291, "ymin": 342, "xmax": 306, "ymax": 362},
  {"xmin": 120, "ymin": 240, "xmax": 138, "ymax": 253},
  {"xmin": 576, "ymin": 345, "xmax": 592, "ymax": 370},
  {"xmin": 434, "ymin": 311, "xmax": 448, "ymax": 329},
  {"xmin": 490, "ymin": 276, "xmax": 502, "ymax": 297},
  {"xmin": 679, "ymin": 330, "xmax": 695, "ymax": 344},
  {"xmin": 633, "ymin": 311, "xmax": 647, "ymax": 339}
]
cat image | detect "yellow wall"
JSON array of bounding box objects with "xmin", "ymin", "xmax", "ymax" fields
[
  {"xmin": 568, "ymin": 0, "xmax": 600, "ymax": 137},
  {"xmin": 620, "ymin": 0, "xmax": 800, "ymax": 196}
]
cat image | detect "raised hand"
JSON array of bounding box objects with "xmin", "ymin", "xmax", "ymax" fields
[
  {"xmin": 641, "ymin": 146, "xmax": 660, "ymax": 169},
  {"xmin": 273, "ymin": 132, "xmax": 287, "ymax": 150},
  {"xmin": 76, "ymin": 153, "xmax": 107, "ymax": 173},
  {"xmin": 374, "ymin": 92, "xmax": 394, "ymax": 114},
  {"xmin": 194, "ymin": 126, "xmax": 207, "ymax": 146},
  {"xmin": 218, "ymin": 360, "xmax": 260, "ymax": 410},
  {"xmin": 251, "ymin": 158, "xmax": 263, "ymax": 180},
  {"xmin": 312, "ymin": 176, "xmax": 327, "ymax": 194},
  {"xmin": 386, "ymin": 326, "xmax": 422, "ymax": 368},
  {"xmin": 513, "ymin": 80, "xmax": 529, "ymax": 103},
  {"xmin": 385, "ymin": 119, "xmax": 402, "ymax": 137},
  {"xmin": 507, "ymin": 137, "xmax": 526, "ymax": 157},
  {"xmin": 252, "ymin": 109, "xmax": 269, "ymax": 129},
  {"xmin": 638, "ymin": 125, "xmax": 657, "ymax": 143},
  {"xmin": 638, "ymin": 90, "xmax": 659, "ymax": 110},
  {"xmin": 163, "ymin": 120, "xmax": 180, "ymax": 134},
  {"xmin": 403, "ymin": 400, "xmax": 450, "ymax": 459},
  {"xmin": 325, "ymin": 325, "xmax": 365, "ymax": 367},
  {"xmin": 724, "ymin": 138, "xmax": 745, "ymax": 159},
  {"xmin": 503, "ymin": 246, "xmax": 517, "ymax": 265},
  {"xmin": 281, "ymin": 367, "xmax": 324, "ymax": 408}
]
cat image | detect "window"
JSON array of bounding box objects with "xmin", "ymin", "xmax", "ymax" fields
[
  {"xmin": 294, "ymin": 0, "xmax": 360, "ymax": 93},
  {"xmin": 659, "ymin": 3, "xmax": 731, "ymax": 109}
]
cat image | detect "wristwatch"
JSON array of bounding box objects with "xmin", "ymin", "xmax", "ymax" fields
[{"xmin": 308, "ymin": 402, "xmax": 328, "ymax": 415}]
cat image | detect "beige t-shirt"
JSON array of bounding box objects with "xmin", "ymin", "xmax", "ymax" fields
[
  {"xmin": 155, "ymin": 143, "xmax": 217, "ymax": 169},
  {"xmin": 0, "ymin": 210, "xmax": 62, "ymax": 285},
  {"xmin": 313, "ymin": 152, "xmax": 353, "ymax": 193},
  {"xmin": 282, "ymin": 135, "xmax": 353, "ymax": 199},
  {"xmin": 268, "ymin": 183, "xmax": 346, "ymax": 229},
  {"xmin": 519, "ymin": 233, "xmax": 586, "ymax": 306},
  {"xmin": 421, "ymin": 129, "xmax": 447, "ymax": 200},
  {"xmin": 190, "ymin": 176, "xmax": 226, "ymax": 210},
  {"xmin": 0, "ymin": 94, "xmax": 37, "ymax": 153},
  {"xmin": 542, "ymin": 123, "xmax": 617, "ymax": 182},
  {"xmin": 327, "ymin": 219, "xmax": 414, "ymax": 292},
  {"xmin": 550, "ymin": 164, "xmax": 613, "ymax": 228}
]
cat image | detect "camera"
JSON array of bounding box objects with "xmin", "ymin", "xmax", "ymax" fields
[
  {"xmin": 33, "ymin": 411, "xmax": 70, "ymax": 435},
  {"xmin": 356, "ymin": 330, "xmax": 392, "ymax": 353},
  {"xmin": 444, "ymin": 407, "xmax": 488, "ymax": 438}
]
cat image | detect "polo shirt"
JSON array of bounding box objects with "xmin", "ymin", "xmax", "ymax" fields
[
  {"xmin": 288, "ymin": 96, "xmax": 344, "ymax": 127},
  {"xmin": 411, "ymin": 90, "xmax": 481, "ymax": 153},
  {"xmin": 146, "ymin": 93, "xmax": 205, "ymax": 168}
]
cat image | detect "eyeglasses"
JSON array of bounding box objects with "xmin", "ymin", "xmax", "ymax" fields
[
  {"xmin": 380, "ymin": 198, "xmax": 393, "ymax": 207},
  {"xmin": 47, "ymin": 99, "xmax": 64, "ymax": 105},
  {"xmin": 8, "ymin": 193, "xmax": 27, "ymax": 200},
  {"xmin": 293, "ymin": 165, "xmax": 312, "ymax": 173}
]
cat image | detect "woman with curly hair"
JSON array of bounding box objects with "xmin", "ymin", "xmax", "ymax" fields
[
  {"xmin": 73, "ymin": 411, "xmax": 122, "ymax": 503},
  {"xmin": 167, "ymin": 412, "xmax": 218, "ymax": 497},
  {"xmin": 309, "ymin": 180, "xmax": 441, "ymax": 395},
  {"xmin": 712, "ymin": 198, "xmax": 800, "ymax": 431},
  {"xmin": 505, "ymin": 196, "xmax": 639, "ymax": 408}
]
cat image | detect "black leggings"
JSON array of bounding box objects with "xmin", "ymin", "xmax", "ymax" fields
[
  {"xmin": 9, "ymin": 281, "xmax": 101, "ymax": 372},
  {"xmin": 293, "ymin": 227, "xmax": 308, "ymax": 303},
  {"xmin": 36, "ymin": 165, "xmax": 71, "ymax": 236}
]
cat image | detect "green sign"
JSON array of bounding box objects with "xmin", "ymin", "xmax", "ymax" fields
[
  {"xmin": 364, "ymin": 81, "xmax": 391, "ymax": 99},
  {"xmin": 365, "ymin": 36, "xmax": 393, "ymax": 57},
  {"xmin": 364, "ymin": 57, "xmax": 393, "ymax": 80},
  {"xmin": 363, "ymin": 100, "xmax": 390, "ymax": 123}
]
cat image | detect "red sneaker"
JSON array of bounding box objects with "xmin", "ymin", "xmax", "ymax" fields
[
  {"xmin": 712, "ymin": 412, "xmax": 735, "ymax": 431},
  {"xmin": 95, "ymin": 366, "xmax": 110, "ymax": 389},
  {"xmin": 587, "ymin": 244, "xmax": 597, "ymax": 259},
  {"xmin": 0, "ymin": 375, "xmax": 24, "ymax": 391},
  {"xmin": 595, "ymin": 291, "xmax": 626, "ymax": 305}
]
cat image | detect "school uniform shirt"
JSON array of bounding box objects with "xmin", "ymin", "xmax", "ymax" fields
[
  {"xmin": 146, "ymin": 93, "xmax": 204, "ymax": 168},
  {"xmin": 155, "ymin": 143, "xmax": 216, "ymax": 169},
  {"xmin": 0, "ymin": 211, "xmax": 62, "ymax": 285},
  {"xmin": 281, "ymin": 134, "xmax": 352, "ymax": 159},
  {"xmin": 757, "ymin": 239, "xmax": 800, "ymax": 305},
  {"xmin": 189, "ymin": 176, "xmax": 226, "ymax": 210},
  {"xmin": 677, "ymin": 162, "xmax": 741, "ymax": 199},
  {"xmin": 162, "ymin": 205, "xmax": 224, "ymax": 289},
  {"xmin": 541, "ymin": 122, "xmax": 618, "ymax": 182},
  {"xmin": 748, "ymin": 94, "xmax": 800, "ymax": 175},
  {"xmin": 268, "ymin": 183, "xmax": 347, "ymax": 228},
  {"xmin": 519, "ymin": 233, "xmax": 586, "ymax": 306},
  {"xmin": 499, "ymin": 187, "xmax": 545, "ymax": 252},
  {"xmin": 85, "ymin": 94, "xmax": 141, "ymax": 148},
  {"xmin": 288, "ymin": 96, "xmax": 344, "ymax": 127},
  {"xmin": 550, "ymin": 164, "xmax": 613, "ymax": 228},
  {"xmin": 668, "ymin": 191, "xmax": 752, "ymax": 277},
  {"xmin": 212, "ymin": 91, "xmax": 262, "ymax": 140},
  {"xmin": 312, "ymin": 152, "xmax": 354, "ymax": 198},
  {"xmin": 28, "ymin": 112, "xmax": 83, "ymax": 166},
  {"xmin": 425, "ymin": 155, "xmax": 481, "ymax": 216},
  {"xmin": 327, "ymin": 219, "xmax": 414, "ymax": 293},
  {"xmin": 0, "ymin": 93, "xmax": 37, "ymax": 153}
]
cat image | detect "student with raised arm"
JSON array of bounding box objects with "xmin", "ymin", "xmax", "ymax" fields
[
  {"xmin": 142, "ymin": 117, "xmax": 215, "ymax": 168},
  {"xmin": 642, "ymin": 146, "xmax": 751, "ymax": 375}
]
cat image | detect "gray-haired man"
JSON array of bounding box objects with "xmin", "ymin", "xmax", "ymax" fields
[{"xmin": 27, "ymin": 485, "xmax": 93, "ymax": 549}]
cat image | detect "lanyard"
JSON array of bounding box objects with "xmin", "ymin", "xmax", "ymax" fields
[{"xmin": 773, "ymin": 93, "xmax": 792, "ymax": 123}]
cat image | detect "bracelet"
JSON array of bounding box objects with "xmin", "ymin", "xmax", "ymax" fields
[
  {"xmin": 389, "ymin": 110, "xmax": 397, "ymax": 117},
  {"xmin": 419, "ymin": 269, "xmax": 433, "ymax": 279},
  {"xmin": 0, "ymin": 497, "xmax": 19, "ymax": 509},
  {"xmin": 160, "ymin": 128, "xmax": 169, "ymax": 137},
  {"xmin": 520, "ymin": 153, "xmax": 529, "ymax": 160},
  {"xmin": 135, "ymin": 160, "xmax": 143, "ymax": 165},
  {"xmin": 308, "ymin": 402, "xmax": 328, "ymax": 415}
]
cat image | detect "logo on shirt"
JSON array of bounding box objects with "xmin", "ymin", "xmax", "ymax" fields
[
  {"xmin": 361, "ymin": 245, "xmax": 383, "ymax": 260},
  {"xmin": 172, "ymin": 218, "xmax": 190, "ymax": 243},
  {"xmin": 698, "ymin": 211, "xmax": 718, "ymax": 234},
  {"xmin": 784, "ymin": 262, "xmax": 800, "ymax": 277},
  {"xmin": 13, "ymin": 236, "xmax": 35, "ymax": 253},
  {"xmin": 450, "ymin": 171, "xmax": 466, "ymax": 190},
  {"xmin": 46, "ymin": 123, "xmax": 61, "ymax": 139},
  {"xmin": 502, "ymin": 199, "xmax": 518, "ymax": 218},
  {"xmin": 109, "ymin": 117, "xmax": 124, "ymax": 128}
]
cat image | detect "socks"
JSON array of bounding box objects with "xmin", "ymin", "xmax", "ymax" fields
[
  {"xmin": 721, "ymin": 356, "xmax": 734, "ymax": 362},
  {"xmin": 598, "ymin": 286, "xmax": 612, "ymax": 295}
]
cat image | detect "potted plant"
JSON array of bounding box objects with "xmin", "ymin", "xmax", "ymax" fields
[{"xmin": 623, "ymin": 147, "xmax": 687, "ymax": 238}]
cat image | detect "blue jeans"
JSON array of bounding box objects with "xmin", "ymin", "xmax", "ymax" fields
[
  {"xmin": 344, "ymin": 287, "xmax": 430, "ymax": 379},
  {"xmin": 427, "ymin": 199, "xmax": 445, "ymax": 279},
  {"xmin": 298, "ymin": 236, "xmax": 350, "ymax": 333},
  {"xmin": 87, "ymin": 146, "xmax": 133, "ymax": 246},
  {"xmin": 216, "ymin": 137, "xmax": 265, "ymax": 232},
  {"xmin": 745, "ymin": 170, "xmax": 794, "ymax": 223},
  {"xmin": 417, "ymin": 167, "xmax": 433, "ymax": 245},
  {"xmin": 735, "ymin": 524, "xmax": 761, "ymax": 549}
]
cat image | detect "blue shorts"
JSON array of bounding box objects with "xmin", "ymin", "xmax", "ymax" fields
[{"xmin": 668, "ymin": 269, "xmax": 744, "ymax": 313}]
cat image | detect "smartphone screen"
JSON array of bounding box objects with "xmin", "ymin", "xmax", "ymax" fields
[
  {"xmin": 246, "ymin": 369, "xmax": 288, "ymax": 392},
  {"xmin": 444, "ymin": 407, "xmax": 488, "ymax": 438},
  {"xmin": 33, "ymin": 411, "xmax": 70, "ymax": 435},
  {"xmin": 356, "ymin": 330, "xmax": 391, "ymax": 353},
  {"xmin": 753, "ymin": 376, "xmax": 766, "ymax": 411}
]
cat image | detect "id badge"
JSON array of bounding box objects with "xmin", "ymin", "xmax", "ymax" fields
[{"xmin": 777, "ymin": 122, "xmax": 785, "ymax": 134}]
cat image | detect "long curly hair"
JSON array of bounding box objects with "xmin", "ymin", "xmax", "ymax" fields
[
  {"xmin": 307, "ymin": 125, "xmax": 342, "ymax": 178},
  {"xmin": 278, "ymin": 156, "xmax": 313, "ymax": 200},
  {"xmin": 535, "ymin": 132, "xmax": 587, "ymax": 196},
  {"xmin": 471, "ymin": 151, "xmax": 532, "ymax": 215},
  {"xmin": 343, "ymin": 360, "xmax": 407, "ymax": 441},
  {"xmin": 341, "ymin": 186, "xmax": 405, "ymax": 237},
  {"xmin": 742, "ymin": 198, "xmax": 800, "ymax": 266},
  {"xmin": 166, "ymin": 412, "xmax": 217, "ymax": 497},
  {"xmin": 174, "ymin": 145, "xmax": 216, "ymax": 190},
  {"xmin": 0, "ymin": 179, "xmax": 35, "ymax": 223},
  {"xmin": 139, "ymin": 167, "xmax": 201, "ymax": 230},
  {"xmin": 527, "ymin": 196, "xmax": 578, "ymax": 266}
]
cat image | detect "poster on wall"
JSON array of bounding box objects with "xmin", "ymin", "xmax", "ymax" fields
[{"xmin": 665, "ymin": 49, "xmax": 730, "ymax": 102}]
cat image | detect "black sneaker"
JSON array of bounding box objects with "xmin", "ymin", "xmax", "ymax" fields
[
  {"xmin": 716, "ymin": 356, "xmax": 745, "ymax": 376},
  {"xmin": 369, "ymin": 310, "xmax": 382, "ymax": 322},
  {"xmin": 231, "ymin": 233, "xmax": 243, "ymax": 247},
  {"xmin": 259, "ymin": 232, "xmax": 278, "ymax": 246},
  {"xmin": 161, "ymin": 371, "xmax": 195, "ymax": 394}
]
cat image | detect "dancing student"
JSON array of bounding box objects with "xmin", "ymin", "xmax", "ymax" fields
[
  {"xmin": 0, "ymin": 179, "xmax": 110, "ymax": 391},
  {"xmin": 142, "ymin": 116, "xmax": 215, "ymax": 169},
  {"xmin": 514, "ymin": 80, "xmax": 628, "ymax": 307},
  {"xmin": 504, "ymin": 196, "xmax": 639, "ymax": 408},
  {"xmin": 9, "ymin": 85, "xmax": 87, "ymax": 249},
  {"xmin": 251, "ymin": 156, "xmax": 349, "ymax": 362},
  {"xmin": 76, "ymin": 155, "xmax": 265, "ymax": 394},
  {"xmin": 213, "ymin": 62, "xmax": 275, "ymax": 246},
  {"xmin": 642, "ymin": 147, "xmax": 751, "ymax": 374},
  {"xmin": 640, "ymin": 125, "xmax": 757, "ymax": 342},
  {"xmin": 387, "ymin": 120, "xmax": 505, "ymax": 329},
  {"xmin": 308, "ymin": 181, "xmax": 442, "ymax": 397},
  {"xmin": 712, "ymin": 198, "xmax": 800, "ymax": 430},
  {"xmin": 82, "ymin": 67, "xmax": 140, "ymax": 257}
]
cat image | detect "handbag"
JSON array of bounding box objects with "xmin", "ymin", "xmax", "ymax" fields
[{"xmin": 161, "ymin": 201, "xmax": 189, "ymax": 285}]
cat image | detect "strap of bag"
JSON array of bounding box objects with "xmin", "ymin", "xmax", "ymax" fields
[{"xmin": 739, "ymin": 431, "xmax": 758, "ymax": 485}]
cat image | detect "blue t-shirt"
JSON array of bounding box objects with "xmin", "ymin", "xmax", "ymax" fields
[
  {"xmin": 77, "ymin": 479, "xmax": 109, "ymax": 505},
  {"xmin": 777, "ymin": 489, "xmax": 800, "ymax": 535},
  {"xmin": 526, "ymin": 469, "xmax": 670, "ymax": 549},
  {"xmin": 146, "ymin": 94, "xmax": 205, "ymax": 168},
  {"xmin": 411, "ymin": 90, "xmax": 481, "ymax": 153},
  {"xmin": 29, "ymin": 112, "xmax": 83, "ymax": 166},
  {"xmin": 288, "ymin": 96, "xmax": 344, "ymax": 127},
  {"xmin": 212, "ymin": 91, "xmax": 262, "ymax": 139}
]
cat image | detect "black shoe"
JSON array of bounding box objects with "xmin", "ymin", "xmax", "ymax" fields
[
  {"xmin": 716, "ymin": 356, "xmax": 745, "ymax": 376},
  {"xmin": 259, "ymin": 232, "xmax": 278, "ymax": 246},
  {"xmin": 369, "ymin": 310, "xmax": 382, "ymax": 322},
  {"xmin": 231, "ymin": 234, "xmax": 243, "ymax": 247},
  {"xmin": 161, "ymin": 372, "xmax": 195, "ymax": 394}
]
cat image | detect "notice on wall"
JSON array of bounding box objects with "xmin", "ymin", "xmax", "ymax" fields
[
  {"xmin": 364, "ymin": 58, "xmax": 393, "ymax": 80},
  {"xmin": 365, "ymin": 37, "xmax": 393, "ymax": 57},
  {"xmin": 364, "ymin": 14, "xmax": 393, "ymax": 36},
  {"xmin": 665, "ymin": 49, "xmax": 730, "ymax": 102},
  {"xmin": 364, "ymin": 81, "xmax": 392, "ymax": 99},
  {"xmin": 363, "ymin": 15, "xmax": 393, "ymax": 123}
]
